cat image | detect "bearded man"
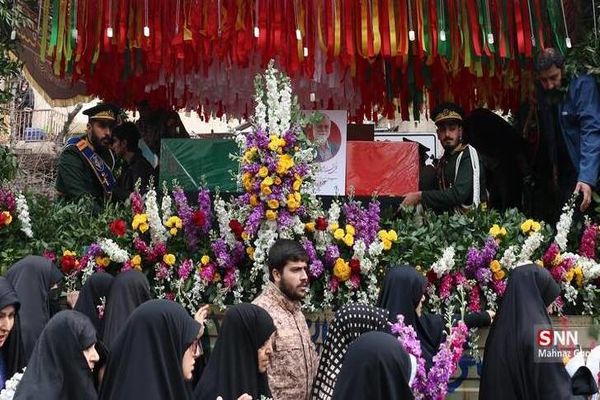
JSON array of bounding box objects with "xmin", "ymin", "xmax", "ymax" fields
[
  {"xmin": 253, "ymin": 239, "xmax": 318, "ymax": 400},
  {"xmin": 56, "ymin": 103, "xmax": 119, "ymax": 205}
]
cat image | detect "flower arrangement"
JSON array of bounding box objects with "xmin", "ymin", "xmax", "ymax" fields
[{"xmin": 391, "ymin": 314, "xmax": 468, "ymax": 400}]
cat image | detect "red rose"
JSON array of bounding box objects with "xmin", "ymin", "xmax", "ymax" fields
[
  {"xmin": 109, "ymin": 219, "xmax": 127, "ymax": 237},
  {"xmin": 192, "ymin": 210, "xmax": 206, "ymax": 228},
  {"xmin": 60, "ymin": 255, "xmax": 79, "ymax": 275},
  {"xmin": 349, "ymin": 259, "xmax": 361, "ymax": 274},
  {"xmin": 229, "ymin": 219, "xmax": 244, "ymax": 239},
  {"xmin": 315, "ymin": 217, "xmax": 328, "ymax": 231},
  {"xmin": 426, "ymin": 270, "xmax": 438, "ymax": 284}
]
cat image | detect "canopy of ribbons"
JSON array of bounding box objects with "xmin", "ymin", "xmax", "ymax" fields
[{"xmin": 36, "ymin": 0, "xmax": 582, "ymax": 121}]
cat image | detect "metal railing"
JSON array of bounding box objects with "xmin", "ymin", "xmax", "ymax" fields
[{"xmin": 8, "ymin": 109, "xmax": 67, "ymax": 145}]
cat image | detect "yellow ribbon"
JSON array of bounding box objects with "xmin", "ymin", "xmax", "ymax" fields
[
  {"xmin": 333, "ymin": 0, "xmax": 341, "ymax": 57},
  {"xmin": 358, "ymin": 0, "xmax": 369, "ymax": 58},
  {"xmin": 317, "ymin": 1, "xmax": 327, "ymax": 52},
  {"xmin": 54, "ymin": 0, "xmax": 68, "ymax": 75},
  {"xmin": 371, "ymin": 0, "xmax": 381, "ymax": 55},
  {"xmin": 388, "ymin": 0, "xmax": 397, "ymax": 57}
]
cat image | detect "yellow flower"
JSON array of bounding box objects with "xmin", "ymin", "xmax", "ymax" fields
[
  {"xmin": 345, "ymin": 225, "xmax": 356, "ymax": 236},
  {"xmin": 531, "ymin": 221, "xmax": 542, "ymax": 232},
  {"xmin": 132, "ymin": 213, "xmax": 148, "ymax": 230},
  {"xmin": 489, "ymin": 224, "xmax": 507, "ymax": 238},
  {"xmin": 1, "ymin": 211, "xmax": 12, "ymax": 225},
  {"xmin": 276, "ymin": 154, "xmax": 294, "ymax": 175},
  {"xmin": 201, "ymin": 255, "xmax": 210, "ymax": 265},
  {"xmin": 329, "ymin": 223, "xmax": 339, "ymax": 232},
  {"xmin": 261, "ymin": 177, "xmax": 274, "ymax": 187},
  {"xmin": 521, "ymin": 219, "xmax": 533, "ymax": 234},
  {"xmin": 63, "ymin": 249, "xmax": 77, "ymax": 257},
  {"xmin": 387, "ymin": 230, "xmax": 398, "ymax": 242},
  {"xmin": 266, "ymin": 210, "xmax": 278, "ymax": 220},
  {"xmin": 131, "ymin": 255, "xmax": 142, "ymax": 267},
  {"xmin": 250, "ymin": 195, "xmax": 260, "ymax": 207},
  {"xmin": 246, "ymin": 246, "xmax": 255, "ymax": 260},
  {"xmin": 574, "ymin": 267, "xmax": 584, "ymax": 288},
  {"xmin": 293, "ymin": 179, "xmax": 302, "ymax": 191},
  {"xmin": 333, "ymin": 228, "xmax": 345, "ymax": 240},
  {"xmin": 267, "ymin": 199, "xmax": 280, "ymax": 209},
  {"xmin": 242, "ymin": 148, "xmax": 256, "ymax": 163},
  {"xmin": 333, "ymin": 258, "xmax": 351, "ymax": 281},
  {"xmin": 287, "ymin": 198, "xmax": 299, "ymax": 212},
  {"xmin": 274, "ymin": 176, "xmax": 282, "ymax": 185},
  {"xmin": 241, "ymin": 231, "xmax": 250, "ymax": 241},
  {"xmin": 261, "ymin": 186, "xmax": 272, "ymax": 196},
  {"xmin": 343, "ymin": 233, "xmax": 354, "ymax": 247},
  {"xmin": 258, "ymin": 166, "xmax": 269, "ymax": 178},
  {"xmin": 139, "ymin": 223, "xmax": 149, "ymax": 233},
  {"xmin": 489, "ymin": 260, "xmax": 502, "ymax": 272},
  {"xmin": 378, "ymin": 229, "xmax": 387, "ymax": 240},
  {"xmin": 565, "ymin": 269, "xmax": 574, "ymax": 283},
  {"xmin": 163, "ymin": 253, "xmax": 176, "ymax": 266},
  {"xmin": 165, "ymin": 216, "xmax": 182, "ymax": 229},
  {"xmin": 95, "ymin": 256, "xmax": 110, "ymax": 267},
  {"xmin": 293, "ymin": 192, "xmax": 301, "ymax": 202},
  {"xmin": 268, "ymin": 135, "xmax": 286, "ymax": 151},
  {"xmin": 382, "ymin": 238, "xmax": 392, "ymax": 251},
  {"xmin": 305, "ymin": 222, "xmax": 315, "ymax": 232},
  {"xmin": 494, "ymin": 270, "xmax": 506, "ymax": 280},
  {"xmin": 170, "ymin": 228, "xmax": 178, "ymax": 236}
]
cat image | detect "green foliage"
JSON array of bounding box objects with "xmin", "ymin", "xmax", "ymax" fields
[{"xmin": 0, "ymin": 144, "xmax": 17, "ymax": 181}]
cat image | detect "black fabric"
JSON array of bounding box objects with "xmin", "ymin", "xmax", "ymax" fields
[
  {"xmin": 195, "ymin": 303, "xmax": 275, "ymax": 400},
  {"xmin": 74, "ymin": 272, "xmax": 114, "ymax": 340},
  {"xmin": 479, "ymin": 264, "xmax": 572, "ymax": 400},
  {"xmin": 102, "ymin": 270, "xmax": 151, "ymax": 348},
  {"xmin": 14, "ymin": 310, "xmax": 97, "ymax": 400},
  {"xmin": 571, "ymin": 366, "xmax": 598, "ymax": 396},
  {"xmin": 331, "ymin": 331, "xmax": 414, "ymax": 400},
  {"xmin": 311, "ymin": 303, "xmax": 389, "ymax": 400},
  {"xmin": 377, "ymin": 266, "xmax": 444, "ymax": 370},
  {"xmin": 0, "ymin": 277, "xmax": 24, "ymax": 378},
  {"xmin": 6, "ymin": 256, "xmax": 63, "ymax": 361},
  {"xmin": 99, "ymin": 299, "xmax": 200, "ymax": 400}
]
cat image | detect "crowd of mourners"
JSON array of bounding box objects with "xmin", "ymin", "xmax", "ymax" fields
[{"xmin": 0, "ymin": 238, "xmax": 596, "ymax": 399}]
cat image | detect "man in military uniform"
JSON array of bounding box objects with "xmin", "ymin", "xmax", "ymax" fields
[
  {"xmin": 55, "ymin": 103, "xmax": 119, "ymax": 204},
  {"xmin": 401, "ymin": 102, "xmax": 487, "ymax": 212}
]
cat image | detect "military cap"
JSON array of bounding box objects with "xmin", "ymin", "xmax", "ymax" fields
[
  {"xmin": 82, "ymin": 103, "xmax": 120, "ymax": 122},
  {"xmin": 431, "ymin": 102, "xmax": 465, "ymax": 126}
]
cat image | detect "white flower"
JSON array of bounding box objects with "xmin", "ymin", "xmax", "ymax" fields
[
  {"xmin": 562, "ymin": 282, "xmax": 578, "ymax": 305},
  {"xmin": 144, "ymin": 187, "xmax": 168, "ymax": 244},
  {"xmin": 578, "ymin": 256, "xmax": 600, "ymax": 282},
  {"xmin": 431, "ymin": 246, "xmax": 456, "ymax": 276},
  {"xmin": 15, "ymin": 192, "xmax": 33, "ymax": 238},
  {"xmin": 252, "ymin": 226, "xmax": 278, "ymax": 282},
  {"xmin": 368, "ymin": 240, "xmax": 384, "ymax": 258},
  {"xmin": 98, "ymin": 238, "xmax": 129, "ymax": 263},
  {"xmin": 500, "ymin": 245, "xmax": 519, "ymax": 270},
  {"xmin": 327, "ymin": 201, "xmax": 341, "ymax": 226},
  {"xmin": 517, "ymin": 231, "xmax": 544, "ymax": 263},
  {"xmin": 213, "ymin": 195, "xmax": 237, "ymax": 246},
  {"xmin": 160, "ymin": 188, "xmax": 173, "ymax": 225},
  {"xmin": 0, "ymin": 368, "xmax": 26, "ymax": 400},
  {"xmin": 555, "ymin": 200, "xmax": 575, "ymax": 251}
]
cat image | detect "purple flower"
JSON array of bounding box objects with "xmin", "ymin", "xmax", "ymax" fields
[
  {"xmin": 223, "ymin": 270, "xmax": 236, "ymax": 289},
  {"xmin": 465, "ymin": 247, "xmax": 483, "ymax": 277},
  {"xmin": 493, "ymin": 279, "xmax": 507, "ymax": 297},
  {"xmin": 282, "ymin": 130, "xmax": 297, "ymax": 148},
  {"xmin": 200, "ymin": 263, "xmax": 216, "ymax": 282},
  {"xmin": 155, "ymin": 264, "xmax": 170, "ymax": 280},
  {"xmin": 475, "ymin": 268, "xmax": 492, "ymax": 284},
  {"xmin": 245, "ymin": 205, "xmax": 265, "ymax": 236},
  {"xmin": 173, "ymin": 187, "xmax": 200, "ymax": 251},
  {"xmin": 0, "ymin": 188, "xmax": 16, "ymax": 212},
  {"xmin": 342, "ymin": 199, "xmax": 381, "ymax": 246},
  {"xmin": 277, "ymin": 209, "xmax": 294, "ymax": 228},
  {"xmin": 197, "ymin": 188, "xmax": 213, "ymax": 233},
  {"xmin": 309, "ymin": 260, "xmax": 324, "ymax": 279},
  {"xmin": 324, "ymin": 244, "xmax": 340, "ymax": 267},
  {"xmin": 242, "ymin": 163, "xmax": 261, "ymax": 175},
  {"xmin": 212, "ymin": 239, "xmax": 234, "ymax": 269},
  {"xmin": 178, "ymin": 259, "xmax": 193, "ymax": 280}
]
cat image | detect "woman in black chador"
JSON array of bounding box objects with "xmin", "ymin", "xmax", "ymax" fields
[
  {"xmin": 74, "ymin": 271, "xmax": 114, "ymax": 340},
  {"xmin": 377, "ymin": 265, "xmax": 492, "ymax": 370},
  {"xmin": 14, "ymin": 310, "xmax": 99, "ymax": 400},
  {"xmin": 99, "ymin": 299, "xmax": 201, "ymax": 400},
  {"xmin": 195, "ymin": 303, "xmax": 276, "ymax": 400},
  {"xmin": 480, "ymin": 264, "xmax": 597, "ymax": 399},
  {"xmin": 332, "ymin": 331, "xmax": 414, "ymax": 400}
]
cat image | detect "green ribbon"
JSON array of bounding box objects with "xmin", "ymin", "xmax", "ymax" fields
[
  {"xmin": 437, "ymin": 0, "xmax": 449, "ymax": 57},
  {"xmin": 40, "ymin": 0, "xmax": 50, "ymax": 61},
  {"xmin": 47, "ymin": 0, "xmax": 59, "ymax": 58},
  {"xmin": 546, "ymin": 0, "xmax": 566, "ymax": 54}
]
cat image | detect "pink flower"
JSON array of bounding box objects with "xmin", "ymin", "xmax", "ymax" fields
[
  {"xmin": 468, "ymin": 285, "xmax": 481, "ymax": 312},
  {"xmin": 579, "ymin": 224, "xmax": 598, "ymax": 259},
  {"xmin": 349, "ymin": 274, "xmax": 361, "ymax": 289},
  {"xmin": 439, "ymin": 274, "xmax": 453, "ymax": 299},
  {"xmin": 328, "ymin": 277, "xmax": 340, "ymax": 293},
  {"xmin": 199, "ymin": 263, "xmax": 216, "ymax": 282}
]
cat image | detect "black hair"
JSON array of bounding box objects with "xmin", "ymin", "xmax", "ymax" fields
[
  {"xmin": 267, "ymin": 239, "xmax": 308, "ymax": 282},
  {"xmin": 534, "ymin": 48, "xmax": 565, "ymax": 72},
  {"xmin": 112, "ymin": 122, "xmax": 141, "ymax": 152}
]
